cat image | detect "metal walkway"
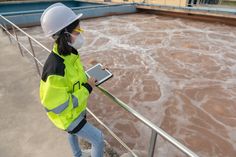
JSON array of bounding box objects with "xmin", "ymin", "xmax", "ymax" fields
[{"xmin": 0, "ymin": 14, "xmax": 199, "ymax": 157}]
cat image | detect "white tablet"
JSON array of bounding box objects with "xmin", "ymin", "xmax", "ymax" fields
[{"xmin": 85, "ymin": 63, "xmax": 113, "ymax": 86}]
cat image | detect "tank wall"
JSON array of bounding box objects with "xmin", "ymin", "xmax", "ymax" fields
[
  {"xmin": 0, "ymin": 1, "xmax": 103, "ymax": 13},
  {"xmin": 111, "ymin": 0, "xmax": 188, "ymax": 7}
]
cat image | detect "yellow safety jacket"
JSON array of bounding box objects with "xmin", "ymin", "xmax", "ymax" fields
[{"xmin": 40, "ymin": 43, "xmax": 92, "ymax": 132}]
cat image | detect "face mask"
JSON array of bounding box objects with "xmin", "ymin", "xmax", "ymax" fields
[{"xmin": 68, "ymin": 34, "xmax": 84, "ymax": 50}]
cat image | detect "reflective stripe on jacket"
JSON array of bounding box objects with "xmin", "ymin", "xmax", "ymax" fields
[{"xmin": 40, "ymin": 43, "xmax": 91, "ymax": 131}]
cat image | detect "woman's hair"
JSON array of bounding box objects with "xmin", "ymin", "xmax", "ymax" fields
[{"xmin": 55, "ymin": 19, "xmax": 79, "ymax": 56}]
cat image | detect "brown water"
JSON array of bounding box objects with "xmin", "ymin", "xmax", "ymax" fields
[{"xmin": 20, "ymin": 13, "xmax": 236, "ymax": 157}]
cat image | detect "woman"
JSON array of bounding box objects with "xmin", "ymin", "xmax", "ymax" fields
[{"xmin": 39, "ymin": 3, "xmax": 104, "ymax": 157}]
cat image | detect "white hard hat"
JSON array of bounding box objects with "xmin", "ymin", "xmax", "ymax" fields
[{"xmin": 40, "ymin": 3, "xmax": 83, "ymax": 37}]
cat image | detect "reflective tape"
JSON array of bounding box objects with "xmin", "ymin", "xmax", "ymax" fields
[
  {"xmin": 66, "ymin": 110, "xmax": 86, "ymax": 132},
  {"xmin": 45, "ymin": 98, "xmax": 69, "ymax": 114},
  {"xmin": 45, "ymin": 95, "xmax": 79, "ymax": 114},
  {"xmin": 72, "ymin": 95, "xmax": 78, "ymax": 108}
]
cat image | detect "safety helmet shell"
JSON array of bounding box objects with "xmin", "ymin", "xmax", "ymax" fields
[{"xmin": 40, "ymin": 3, "xmax": 83, "ymax": 37}]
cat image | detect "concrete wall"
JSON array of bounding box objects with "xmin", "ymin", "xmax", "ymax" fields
[{"xmin": 111, "ymin": 0, "xmax": 188, "ymax": 7}]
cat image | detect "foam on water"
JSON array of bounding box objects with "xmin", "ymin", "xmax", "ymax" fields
[{"xmin": 21, "ymin": 13, "xmax": 236, "ymax": 156}]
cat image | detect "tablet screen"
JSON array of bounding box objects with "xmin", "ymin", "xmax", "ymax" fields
[{"xmin": 85, "ymin": 63, "xmax": 113, "ymax": 86}]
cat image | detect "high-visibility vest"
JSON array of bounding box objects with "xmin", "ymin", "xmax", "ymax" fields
[{"xmin": 40, "ymin": 43, "xmax": 91, "ymax": 131}]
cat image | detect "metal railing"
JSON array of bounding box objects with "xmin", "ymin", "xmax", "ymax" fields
[
  {"xmin": 141, "ymin": 0, "xmax": 225, "ymax": 7},
  {"xmin": 187, "ymin": 0, "xmax": 223, "ymax": 6},
  {"xmin": 0, "ymin": 14, "xmax": 199, "ymax": 157}
]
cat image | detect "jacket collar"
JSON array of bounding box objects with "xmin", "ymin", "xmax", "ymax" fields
[{"xmin": 52, "ymin": 43, "xmax": 79, "ymax": 63}]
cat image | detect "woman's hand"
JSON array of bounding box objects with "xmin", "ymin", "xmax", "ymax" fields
[
  {"xmin": 88, "ymin": 59, "xmax": 98, "ymax": 65},
  {"xmin": 101, "ymin": 64, "xmax": 109, "ymax": 70},
  {"xmin": 87, "ymin": 77, "xmax": 97, "ymax": 88}
]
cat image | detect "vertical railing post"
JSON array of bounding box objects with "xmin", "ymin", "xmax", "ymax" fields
[
  {"xmin": 196, "ymin": 0, "xmax": 200, "ymax": 5},
  {"xmin": 3, "ymin": 23, "xmax": 12, "ymax": 43},
  {"xmin": 28, "ymin": 37, "xmax": 41, "ymax": 76},
  {"xmin": 12, "ymin": 25, "xmax": 24, "ymax": 56},
  {"xmin": 148, "ymin": 130, "xmax": 158, "ymax": 157},
  {"xmin": 0, "ymin": 27, "xmax": 2, "ymax": 34}
]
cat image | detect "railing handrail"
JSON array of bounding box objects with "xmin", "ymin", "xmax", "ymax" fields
[
  {"xmin": 98, "ymin": 86, "xmax": 199, "ymax": 157},
  {"xmin": 0, "ymin": 15, "xmax": 51, "ymax": 53},
  {"xmin": 0, "ymin": 14, "xmax": 199, "ymax": 157}
]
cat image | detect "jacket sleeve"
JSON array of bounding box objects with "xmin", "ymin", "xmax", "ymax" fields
[
  {"xmin": 82, "ymin": 83, "xmax": 93, "ymax": 94},
  {"xmin": 40, "ymin": 75, "xmax": 90, "ymax": 114}
]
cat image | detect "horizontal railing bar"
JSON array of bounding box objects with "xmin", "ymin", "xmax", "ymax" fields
[
  {"xmin": 98, "ymin": 86, "xmax": 199, "ymax": 157},
  {"xmin": 0, "ymin": 15, "xmax": 51, "ymax": 53},
  {"xmin": 87, "ymin": 108, "xmax": 138, "ymax": 157},
  {"xmin": 1, "ymin": 24, "xmax": 43, "ymax": 67}
]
